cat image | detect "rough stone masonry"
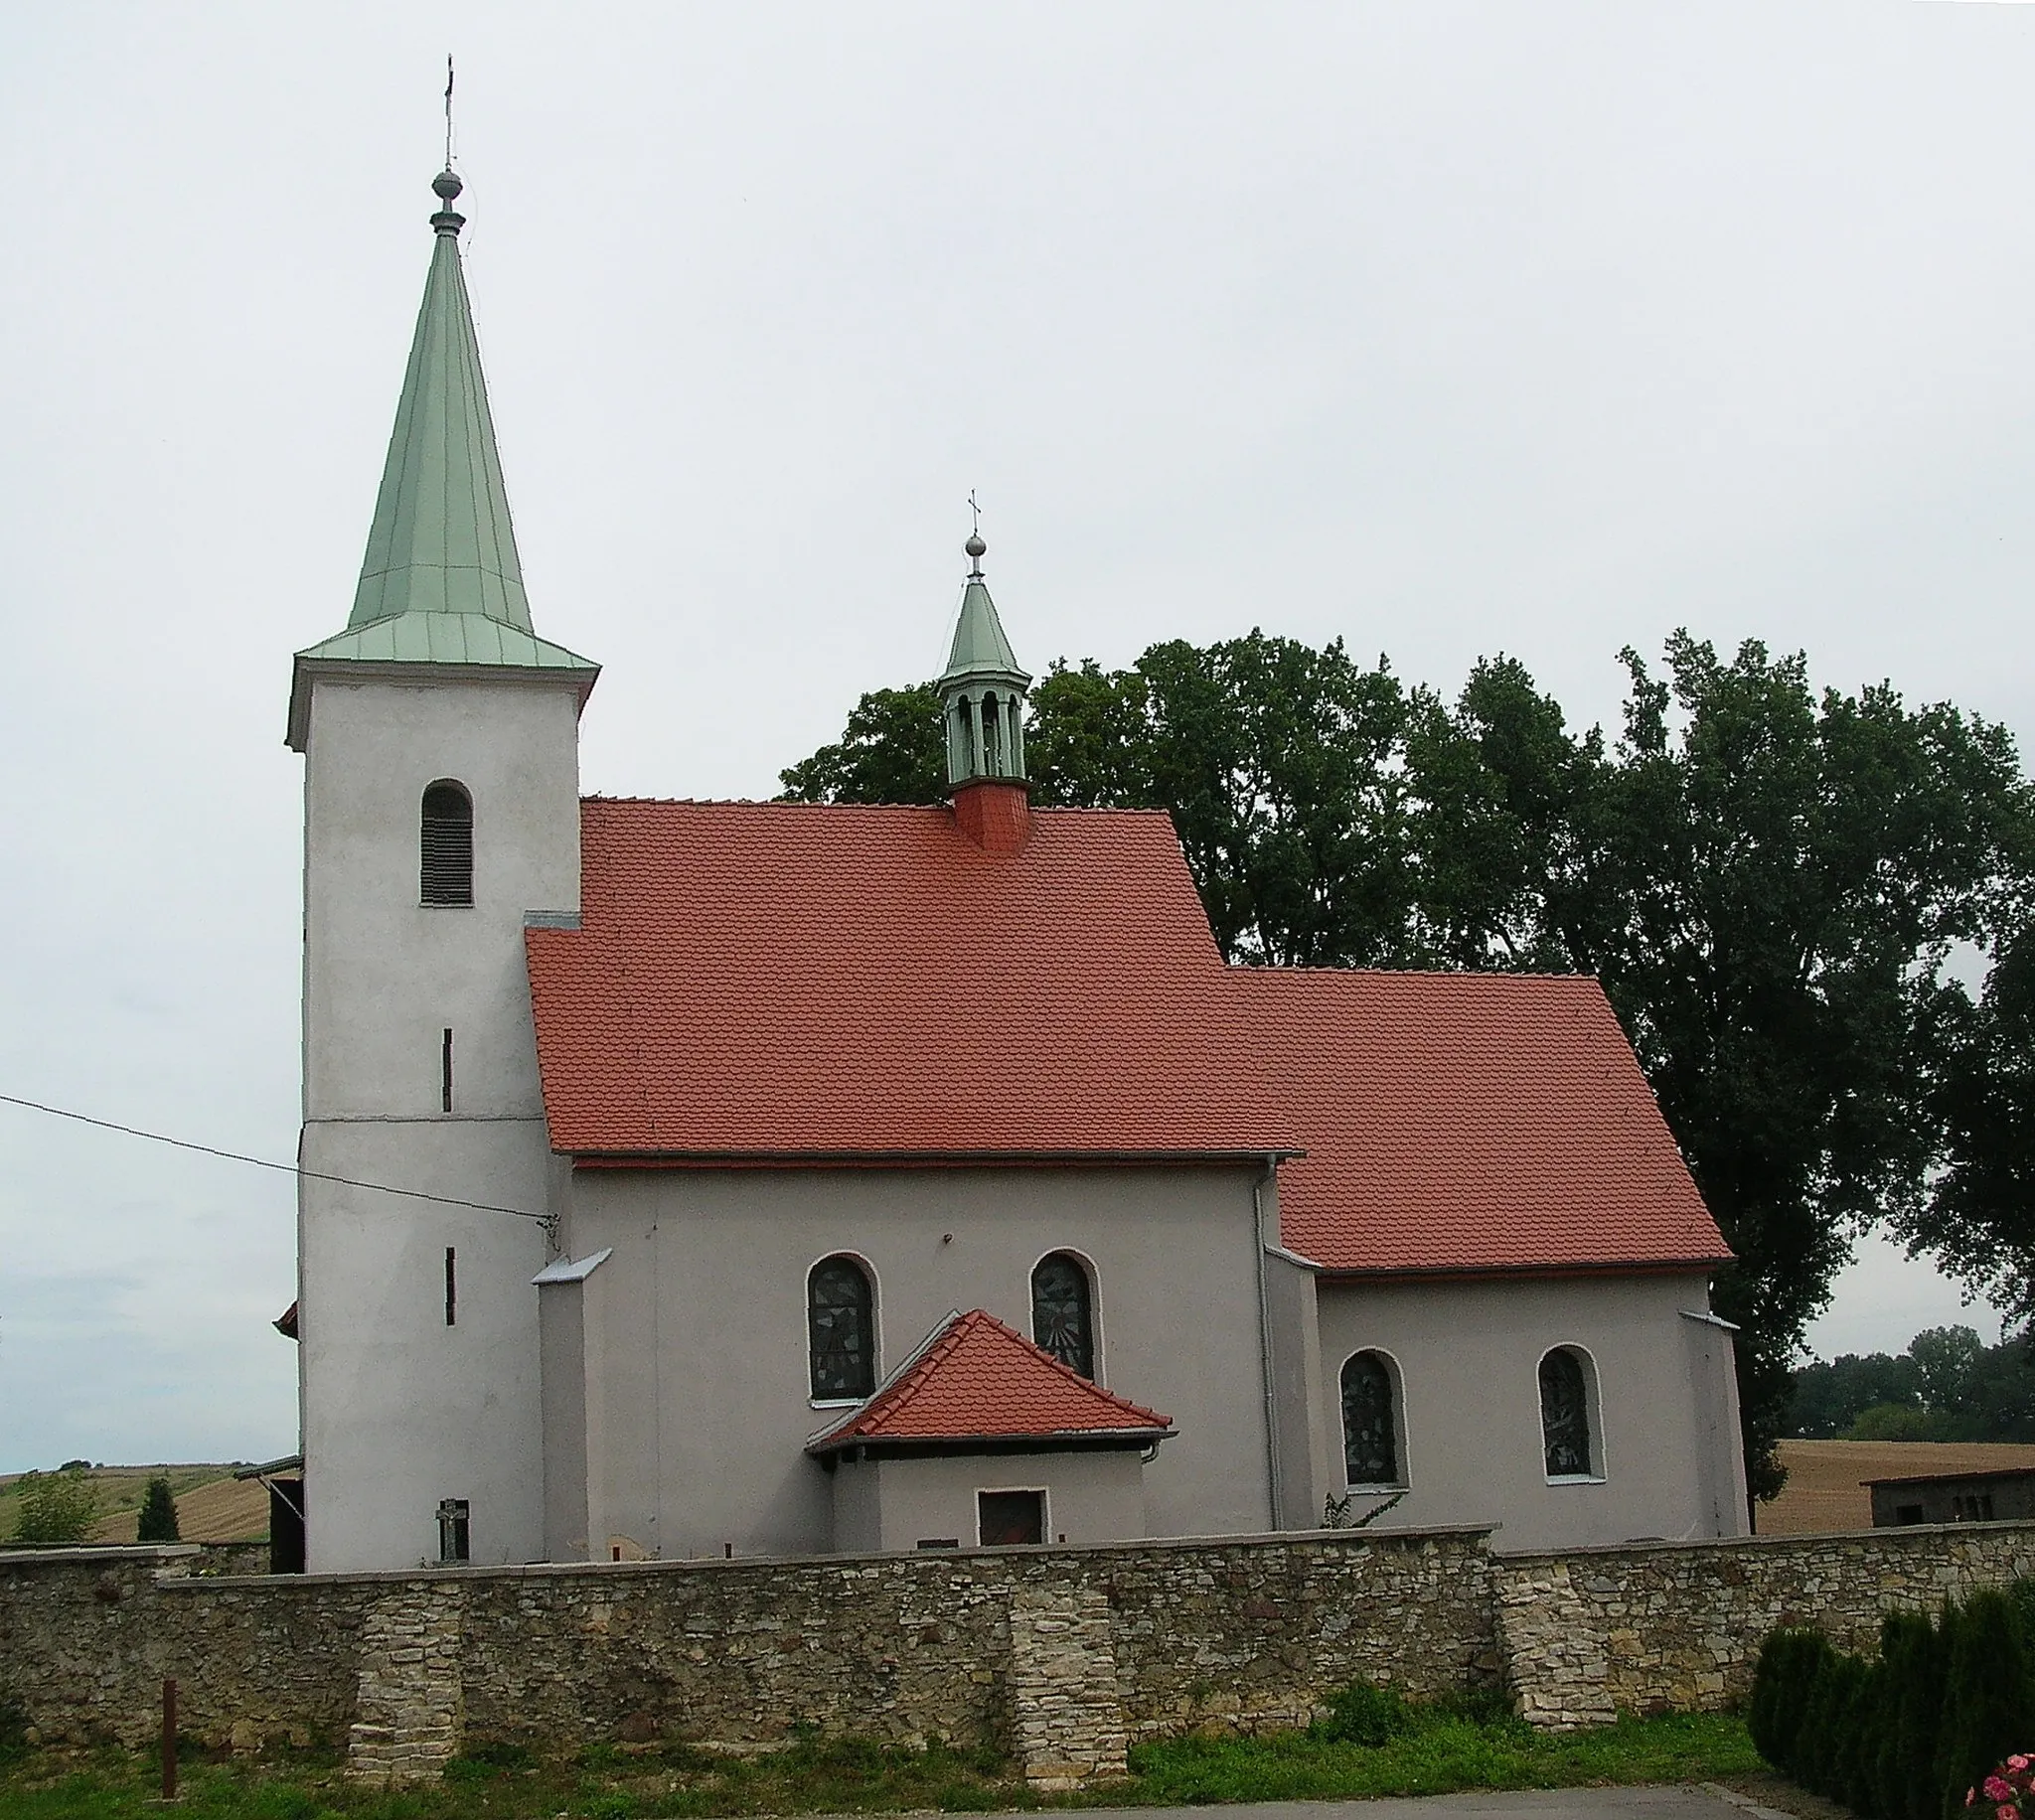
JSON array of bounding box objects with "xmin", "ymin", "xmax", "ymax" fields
[{"xmin": 2, "ymin": 1520, "xmax": 2031, "ymax": 1787}]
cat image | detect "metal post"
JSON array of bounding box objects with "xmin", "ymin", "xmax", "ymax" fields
[{"xmin": 160, "ymin": 1677, "xmax": 177, "ymax": 1801}]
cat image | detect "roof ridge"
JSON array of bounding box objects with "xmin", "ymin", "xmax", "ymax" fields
[
  {"xmin": 578, "ymin": 796, "xmax": 1178, "ymax": 821},
  {"xmin": 1229, "ymin": 964, "xmax": 1602, "ymax": 984}
]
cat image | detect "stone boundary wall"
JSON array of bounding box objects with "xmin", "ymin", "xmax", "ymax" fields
[
  {"xmin": 4, "ymin": 1521, "xmax": 2033, "ymax": 1781},
  {"xmin": 0, "ymin": 1529, "xmax": 1495, "ymax": 1782},
  {"xmin": 1493, "ymin": 1522, "xmax": 2035, "ymax": 1730}
]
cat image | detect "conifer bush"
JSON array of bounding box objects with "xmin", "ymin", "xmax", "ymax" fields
[
  {"xmin": 1936, "ymin": 1590, "xmax": 2035, "ymax": 1819},
  {"xmin": 1750, "ymin": 1586, "xmax": 2035, "ymax": 1820},
  {"xmin": 1874, "ymin": 1610, "xmax": 1937, "ymax": 1820},
  {"xmin": 135, "ymin": 1474, "xmax": 179, "ymax": 1543},
  {"xmin": 1748, "ymin": 1628, "xmax": 1837, "ymax": 1777}
]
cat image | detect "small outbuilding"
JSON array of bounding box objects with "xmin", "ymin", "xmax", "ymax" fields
[{"xmin": 1866, "ymin": 1464, "xmax": 2035, "ymax": 1527}]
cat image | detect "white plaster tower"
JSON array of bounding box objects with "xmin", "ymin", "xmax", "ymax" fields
[{"xmin": 285, "ymin": 167, "xmax": 597, "ymax": 1572}]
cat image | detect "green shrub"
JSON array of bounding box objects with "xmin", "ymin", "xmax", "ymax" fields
[
  {"xmin": 10, "ymin": 1469, "xmax": 96, "ymax": 1545},
  {"xmin": 1935, "ymin": 1589, "xmax": 2035, "ymax": 1819},
  {"xmin": 1798, "ymin": 1650, "xmax": 1865, "ymax": 1799},
  {"xmin": 1312, "ymin": 1679, "xmax": 1413, "ymax": 1745},
  {"xmin": 1837, "ymin": 1658, "xmax": 1887, "ymax": 1819},
  {"xmin": 1747, "ymin": 1627, "xmax": 1835, "ymax": 1774},
  {"xmin": 2008, "ymin": 1574, "xmax": 2035, "ymax": 1642},
  {"xmin": 1872, "ymin": 1611, "xmax": 1935, "ymax": 1820},
  {"xmin": 136, "ymin": 1474, "xmax": 180, "ymax": 1543}
]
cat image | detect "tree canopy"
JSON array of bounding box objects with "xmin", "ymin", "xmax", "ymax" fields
[
  {"xmin": 780, "ymin": 631, "xmax": 2035, "ymax": 1502},
  {"xmin": 1787, "ymin": 1325, "xmax": 2035, "ymax": 1443},
  {"xmin": 10, "ymin": 1468, "xmax": 97, "ymax": 1546}
]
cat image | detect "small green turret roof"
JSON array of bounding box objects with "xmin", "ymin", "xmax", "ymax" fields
[
  {"xmin": 289, "ymin": 168, "xmax": 595, "ymax": 747},
  {"xmin": 939, "ymin": 536, "xmax": 1029, "ymax": 689}
]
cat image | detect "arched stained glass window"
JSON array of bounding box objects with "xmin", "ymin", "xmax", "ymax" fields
[
  {"xmin": 1030, "ymin": 1253, "xmax": 1094, "ymax": 1379},
  {"xmin": 420, "ymin": 781, "xmax": 474, "ymax": 906},
  {"xmin": 1339, "ymin": 1351, "xmax": 1400, "ymax": 1486},
  {"xmin": 808, "ymin": 1257, "xmax": 875, "ymax": 1400},
  {"xmin": 1539, "ymin": 1348, "xmax": 1594, "ymax": 1477}
]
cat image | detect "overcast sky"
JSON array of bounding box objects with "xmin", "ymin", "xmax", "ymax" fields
[{"xmin": 2, "ymin": 2, "xmax": 2028, "ymax": 1472}]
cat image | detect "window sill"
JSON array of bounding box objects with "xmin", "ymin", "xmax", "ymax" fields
[
  {"xmin": 1545, "ymin": 1473, "xmax": 1607, "ymax": 1486},
  {"xmin": 810, "ymin": 1397, "xmax": 864, "ymax": 1410},
  {"xmin": 1344, "ymin": 1482, "xmax": 1406, "ymax": 1495}
]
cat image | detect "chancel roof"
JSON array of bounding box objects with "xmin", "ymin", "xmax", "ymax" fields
[{"xmin": 1233, "ymin": 968, "xmax": 1732, "ymax": 1276}]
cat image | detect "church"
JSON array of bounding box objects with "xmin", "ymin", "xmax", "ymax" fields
[{"xmin": 283, "ymin": 167, "xmax": 1750, "ymax": 1575}]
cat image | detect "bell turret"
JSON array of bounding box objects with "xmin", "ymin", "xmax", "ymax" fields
[{"xmin": 938, "ymin": 528, "xmax": 1032, "ymax": 851}]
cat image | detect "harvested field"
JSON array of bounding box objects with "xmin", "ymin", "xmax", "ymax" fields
[
  {"xmin": 1761, "ymin": 1438, "xmax": 2035, "ymax": 1534},
  {"xmin": 0, "ymin": 1464, "xmax": 265, "ymax": 1547}
]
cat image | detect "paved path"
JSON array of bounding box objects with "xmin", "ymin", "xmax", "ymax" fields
[{"xmin": 1066, "ymin": 1786, "xmax": 1792, "ymax": 1820}]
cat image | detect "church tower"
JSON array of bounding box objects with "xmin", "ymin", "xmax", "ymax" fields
[{"xmin": 286, "ymin": 168, "xmax": 597, "ymax": 1572}]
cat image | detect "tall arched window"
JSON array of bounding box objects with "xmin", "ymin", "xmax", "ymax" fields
[
  {"xmin": 1340, "ymin": 1351, "xmax": 1401, "ymax": 1486},
  {"xmin": 808, "ymin": 1256, "xmax": 875, "ymax": 1400},
  {"xmin": 1030, "ymin": 1253, "xmax": 1094, "ymax": 1379},
  {"xmin": 420, "ymin": 781, "xmax": 474, "ymax": 906},
  {"xmin": 1539, "ymin": 1347, "xmax": 1595, "ymax": 1478}
]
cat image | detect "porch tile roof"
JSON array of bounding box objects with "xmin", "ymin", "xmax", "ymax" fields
[{"xmin": 806, "ymin": 1309, "xmax": 1173, "ymax": 1454}]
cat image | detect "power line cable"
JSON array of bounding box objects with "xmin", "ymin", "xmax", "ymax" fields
[{"xmin": 0, "ymin": 1091, "xmax": 549, "ymax": 1223}]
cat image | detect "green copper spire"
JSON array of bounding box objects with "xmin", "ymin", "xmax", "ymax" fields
[
  {"xmin": 352, "ymin": 165, "xmax": 532, "ymax": 630},
  {"xmin": 289, "ymin": 168, "xmax": 595, "ymax": 728},
  {"xmin": 938, "ymin": 529, "xmax": 1031, "ymax": 786}
]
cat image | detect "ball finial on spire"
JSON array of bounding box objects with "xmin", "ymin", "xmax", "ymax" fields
[
  {"xmin": 965, "ymin": 489, "xmax": 986, "ymax": 577},
  {"xmin": 430, "ymin": 166, "xmax": 466, "ymax": 235}
]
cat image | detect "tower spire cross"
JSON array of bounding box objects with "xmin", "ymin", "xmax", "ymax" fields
[{"xmin": 444, "ymin": 55, "xmax": 456, "ymax": 172}]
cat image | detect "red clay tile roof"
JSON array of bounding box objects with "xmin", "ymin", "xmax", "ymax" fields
[
  {"xmin": 526, "ymin": 797, "xmax": 1729, "ymax": 1275},
  {"xmin": 1232, "ymin": 969, "xmax": 1731, "ymax": 1275},
  {"xmin": 806, "ymin": 1309, "xmax": 1173, "ymax": 1453},
  {"xmin": 525, "ymin": 799, "xmax": 1296, "ymax": 1157}
]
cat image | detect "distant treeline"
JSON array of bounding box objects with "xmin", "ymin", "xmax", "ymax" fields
[{"xmin": 1785, "ymin": 1324, "xmax": 2035, "ymax": 1443}]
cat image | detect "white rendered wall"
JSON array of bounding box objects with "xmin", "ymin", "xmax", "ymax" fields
[
  {"xmin": 830, "ymin": 1451, "xmax": 1148, "ymax": 1552},
  {"xmin": 1313, "ymin": 1272, "xmax": 1751, "ymax": 1552},
  {"xmin": 556, "ymin": 1164, "xmax": 1279, "ymax": 1561},
  {"xmin": 298, "ymin": 674, "xmax": 582, "ymax": 1572}
]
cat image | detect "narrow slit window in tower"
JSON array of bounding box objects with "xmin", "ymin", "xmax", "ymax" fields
[
  {"xmin": 444, "ymin": 1247, "xmax": 456, "ymax": 1327},
  {"xmin": 441, "ymin": 1027, "xmax": 454, "ymax": 1113}
]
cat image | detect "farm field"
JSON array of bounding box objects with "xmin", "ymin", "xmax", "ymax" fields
[
  {"xmin": 1760, "ymin": 1438, "xmax": 2035, "ymax": 1534},
  {"xmin": 0, "ymin": 1465, "xmax": 265, "ymax": 1546}
]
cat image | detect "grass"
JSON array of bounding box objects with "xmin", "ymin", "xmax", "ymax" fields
[
  {"xmin": 0, "ymin": 1707, "xmax": 1765, "ymax": 1819},
  {"xmin": 1129, "ymin": 1710, "xmax": 1762, "ymax": 1803}
]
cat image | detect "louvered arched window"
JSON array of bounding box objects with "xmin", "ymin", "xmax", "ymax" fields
[
  {"xmin": 808, "ymin": 1256, "xmax": 875, "ymax": 1400},
  {"xmin": 1030, "ymin": 1252, "xmax": 1094, "ymax": 1379},
  {"xmin": 420, "ymin": 781, "xmax": 474, "ymax": 907},
  {"xmin": 1539, "ymin": 1347, "xmax": 1596, "ymax": 1478},
  {"xmin": 1340, "ymin": 1350, "xmax": 1402, "ymax": 1487}
]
